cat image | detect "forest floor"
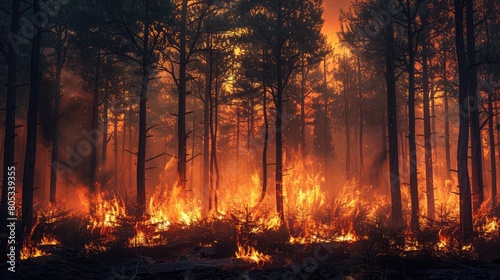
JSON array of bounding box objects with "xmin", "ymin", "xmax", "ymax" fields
[{"xmin": 5, "ymin": 238, "xmax": 500, "ymax": 280}]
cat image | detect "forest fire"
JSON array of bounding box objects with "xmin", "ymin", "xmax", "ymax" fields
[{"xmin": 1, "ymin": 0, "xmax": 499, "ymax": 278}]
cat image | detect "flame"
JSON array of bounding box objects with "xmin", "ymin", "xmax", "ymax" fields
[
  {"xmin": 89, "ymin": 192, "xmax": 126, "ymax": 230},
  {"xmin": 40, "ymin": 234, "xmax": 59, "ymax": 246},
  {"xmin": 437, "ymin": 228, "xmax": 451, "ymax": 250},
  {"xmin": 235, "ymin": 244, "xmax": 271, "ymax": 265},
  {"xmin": 483, "ymin": 217, "xmax": 498, "ymax": 235},
  {"xmin": 21, "ymin": 246, "xmax": 47, "ymax": 260}
]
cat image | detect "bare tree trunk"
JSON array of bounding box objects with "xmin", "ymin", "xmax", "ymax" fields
[
  {"xmin": 1, "ymin": 0, "xmax": 20, "ymax": 262},
  {"xmin": 177, "ymin": 0, "xmax": 188, "ymax": 190},
  {"xmin": 191, "ymin": 98, "xmax": 196, "ymax": 191},
  {"xmin": 443, "ymin": 49, "xmax": 452, "ymax": 180},
  {"xmin": 248, "ymin": 96, "xmax": 255, "ymax": 153},
  {"xmin": 49, "ymin": 27, "xmax": 63, "ymax": 205},
  {"xmin": 343, "ymin": 54, "xmax": 351, "ymax": 181},
  {"xmin": 127, "ymin": 105, "xmax": 133, "ymax": 192},
  {"xmin": 496, "ymin": 104, "xmax": 500, "ymax": 207},
  {"xmin": 204, "ymin": 34, "xmax": 212, "ymax": 212},
  {"xmin": 117, "ymin": 108, "xmax": 125, "ymax": 194},
  {"xmin": 236, "ymin": 105, "xmax": 240, "ymax": 185},
  {"xmin": 323, "ymin": 56, "xmax": 330, "ymax": 186},
  {"xmin": 89, "ymin": 48, "xmax": 100, "ymax": 208},
  {"xmin": 357, "ymin": 56, "xmax": 364, "ymax": 180},
  {"xmin": 136, "ymin": 9, "xmax": 151, "ymax": 217},
  {"xmin": 385, "ymin": 21, "xmax": 404, "ymax": 227},
  {"xmin": 487, "ymin": 78, "xmax": 496, "ymax": 209},
  {"xmin": 454, "ymin": 0, "xmax": 473, "ymax": 240},
  {"xmin": 275, "ymin": 0, "xmax": 285, "ymax": 223},
  {"xmin": 113, "ymin": 114, "xmax": 118, "ymax": 193},
  {"xmin": 405, "ymin": 0, "xmax": 419, "ymax": 230},
  {"xmin": 422, "ymin": 43, "xmax": 435, "ymax": 220},
  {"xmin": 210, "ymin": 62, "xmax": 220, "ymax": 213},
  {"xmin": 466, "ymin": 0, "xmax": 483, "ymax": 211},
  {"xmin": 300, "ymin": 56, "xmax": 307, "ymax": 156},
  {"xmin": 431, "ymin": 79, "xmax": 438, "ymax": 164},
  {"xmin": 254, "ymin": 88, "xmax": 269, "ymax": 211},
  {"xmin": 102, "ymin": 83, "xmax": 109, "ymax": 172},
  {"xmin": 22, "ymin": 0, "xmax": 42, "ymax": 247}
]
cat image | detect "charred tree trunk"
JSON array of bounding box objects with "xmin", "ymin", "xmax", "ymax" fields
[
  {"xmin": 191, "ymin": 99, "xmax": 196, "ymax": 191},
  {"xmin": 236, "ymin": 105, "xmax": 240, "ymax": 183},
  {"xmin": 422, "ymin": 43, "xmax": 435, "ymax": 220},
  {"xmin": 357, "ymin": 56, "xmax": 364, "ymax": 180},
  {"xmin": 204, "ymin": 34, "xmax": 212, "ymax": 212},
  {"xmin": 275, "ymin": 0, "xmax": 285, "ymax": 223},
  {"xmin": 322, "ymin": 55, "xmax": 332, "ymax": 186},
  {"xmin": 496, "ymin": 105, "xmax": 500, "ymax": 207},
  {"xmin": 248, "ymin": 96, "xmax": 255, "ymax": 153},
  {"xmin": 255, "ymin": 88, "xmax": 269, "ymax": 210},
  {"xmin": 210, "ymin": 62, "xmax": 220, "ymax": 213},
  {"xmin": 385, "ymin": 21, "xmax": 404, "ymax": 228},
  {"xmin": 49, "ymin": 27, "xmax": 63, "ymax": 205},
  {"xmin": 454, "ymin": 0, "xmax": 473, "ymax": 240},
  {"xmin": 300, "ymin": 56, "xmax": 307, "ymax": 156},
  {"xmin": 466, "ymin": 0, "xmax": 483, "ymax": 211},
  {"xmin": 22, "ymin": 0, "xmax": 42, "ymax": 245},
  {"xmin": 102, "ymin": 84, "xmax": 109, "ymax": 171},
  {"xmin": 1, "ymin": 0, "xmax": 20, "ymax": 262},
  {"xmin": 120, "ymin": 109, "xmax": 125, "ymax": 191},
  {"xmin": 343, "ymin": 55, "xmax": 351, "ymax": 181},
  {"xmin": 127, "ymin": 105, "xmax": 133, "ymax": 192},
  {"xmin": 136, "ymin": 9, "xmax": 151, "ymax": 217},
  {"xmin": 89, "ymin": 48, "xmax": 100, "ymax": 208},
  {"xmin": 177, "ymin": 0, "xmax": 188, "ymax": 190},
  {"xmin": 113, "ymin": 114, "xmax": 118, "ymax": 193},
  {"xmin": 406, "ymin": 0, "xmax": 419, "ymax": 230},
  {"xmin": 487, "ymin": 80, "xmax": 496, "ymax": 209},
  {"xmin": 443, "ymin": 49, "xmax": 452, "ymax": 180}
]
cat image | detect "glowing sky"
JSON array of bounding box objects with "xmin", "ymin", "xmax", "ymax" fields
[{"xmin": 322, "ymin": 0, "xmax": 351, "ymax": 49}]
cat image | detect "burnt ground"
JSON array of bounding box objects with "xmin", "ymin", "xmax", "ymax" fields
[{"xmin": 3, "ymin": 240, "xmax": 500, "ymax": 280}]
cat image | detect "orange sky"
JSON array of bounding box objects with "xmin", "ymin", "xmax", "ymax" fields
[{"xmin": 322, "ymin": 0, "xmax": 351, "ymax": 50}]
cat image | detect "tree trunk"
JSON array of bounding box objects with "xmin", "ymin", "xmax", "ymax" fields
[
  {"xmin": 300, "ymin": 56, "xmax": 307, "ymax": 156},
  {"xmin": 114, "ymin": 114, "xmax": 118, "ymax": 193},
  {"xmin": 101, "ymin": 84, "xmax": 109, "ymax": 172},
  {"xmin": 255, "ymin": 88, "xmax": 269, "ymax": 211},
  {"xmin": 89, "ymin": 48, "xmax": 100, "ymax": 208},
  {"xmin": 275, "ymin": 0, "xmax": 285, "ymax": 223},
  {"xmin": 385, "ymin": 21, "xmax": 404, "ymax": 228},
  {"xmin": 191, "ymin": 98, "xmax": 196, "ymax": 191},
  {"xmin": 422, "ymin": 43, "xmax": 435, "ymax": 220},
  {"xmin": 443, "ymin": 49, "xmax": 452, "ymax": 180},
  {"xmin": 49, "ymin": 27, "xmax": 63, "ymax": 205},
  {"xmin": 343, "ymin": 55, "xmax": 351, "ymax": 181},
  {"xmin": 466, "ymin": 0, "xmax": 483, "ymax": 211},
  {"xmin": 128, "ymin": 105, "xmax": 133, "ymax": 192},
  {"xmin": 323, "ymin": 56, "xmax": 330, "ymax": 186},
  {"xmin": 406, "ymin": 1, "xmax": 419, "ymax": 230},
  {"xmin": 210, "ymin": 62, "xmax": 220, "ymax": 213},
  {"xmin": 204, "ymin": 35, "xmax": 212, "ymax": 212},
  {"xmin": 487, "ymin": 79, "xmax": 496, "ymax": 209},
  {"xmin": 236, "ymin": 105, "xmax": 240, "ymax": 185},
  {"xmin": 22, "ymin": 0, "xmax": 42, "ymax": 246},
  {"xmin": 496, "ymin": 105, "xmax": 500, "ymax": 207},
  {"xmin": 357, "ymin": 56, "xmax": 364, "ymax": 180},
  {"xmin": 1, "ymin": 0, "xmax": 20, "ymax": 262},
  {"xmin": 454, "ymin": 0, "xmax": 473, "ymax": 240},
  {"xmin": 177, "ymin": 0, "xmax": 188, "ymax": 190},
  {"xmin": 136, "ymin": 11, "xmax": 151, "ymax": 217}
]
